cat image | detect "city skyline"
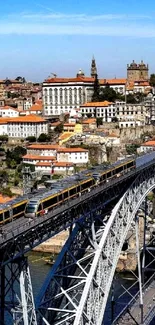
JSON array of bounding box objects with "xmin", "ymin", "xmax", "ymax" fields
[{"xmin": 1, "ymin": 0, "xmax": 155, "ymax": 81}]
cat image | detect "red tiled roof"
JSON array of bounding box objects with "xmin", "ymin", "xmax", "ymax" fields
[
  {"xmin": 36, "ymin": 161, "xmax": 73, "ymax": 167},
  {"xmin": 0, "ymin": 115, "xmax": 46, "ymax": 123},
  {"xmin": 82, "ymin": 118, "xmax": 96, "ymax": 124},
  {"xmin": 81, "ymin": 101, "xmax": 113, "ymax": 107},
  {"xmin": 29, "ymin": 104, "xmax": 42, "ymax": 111},
  {"xmin": 100, "ymin": 79, "xmax": 126, "ymax": 85},
  {"xmin": 142, "ymin": 141, "xmax": 155, "ymax": 146},
  {"xmin": 22, "ymin": 154, "xmax": 56, "ymax": 160},
  {"xmin": 27, "ymin": 144, "xmax": 59, "ymax": 150},
  {"xmin": 44, "ymin": 77, "xmax": 94, "ymax": 83},
  {"xmin": 50, "ymin": 121, "xmax": 61, "ymax": 126},
  {"xmin": 64, "ymin": 123, "xmax": 75, "ymax": 127},
  {"xmin": 57, "ymin": 147, "xmax": 88, "ymax": 153},
  {"xmin": 0, "ymin": 195, "xmax": 16, "ymax": 204}
]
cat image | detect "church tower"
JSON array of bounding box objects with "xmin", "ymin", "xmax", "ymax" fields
[{"xmin": 91, "ymin": 56, "xmax": 97, "ymax": 77}]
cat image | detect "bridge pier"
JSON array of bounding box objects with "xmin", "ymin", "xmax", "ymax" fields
[{"xmin": 0, "ymin": 255, "xmax": 37, "ymax": 325}]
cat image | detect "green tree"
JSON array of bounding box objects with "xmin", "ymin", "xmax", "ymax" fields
[
  {"xmin": 125, "ymin": 94, "xmax": 137, "ymax": 104},
  {"xmin": 0, "ymin": 170, "xmax": 8, "ymax": 186},
  {"xmin": 38, "ymin": 133, "xmax": 51, "ymax": 142},
  {"xmin": 0, "ymin": 135, "xmax": 8, "ymax": 142},
  {"xmin": 126, "ymin": 144, "xmax": 140, "ymax": 155},
  {"xmin": 6, "ymin": 146, "xmax": 26, "ymax": 167},
  {"xmin": 92, "ymin": 74, "xmax": 101, "ymax": 102},
  {"xmin": 26, "ymin": 136, "xmax": 36, "ymax": 142},
  {"xmin": 10, "ymin": 159, "xmax": 17, "ymax": 169},
  {"xmin": 1, "ymin": 187, "xmax": 14, "ymax": 197},
  {"xmin": 96, "ymin": 117, "xmax": 103, "ymax": 127},
  {"xmin": 150, "ymin": 74, "xmax": 155, "ymax": 88},
  {"xmin": 99, "ymin": 84, "xmax": 117, "ymax": 102},
  {"xmin": 55, "ymin": 123, "xmax": 64, "ymax": 133},
  {"xmin": 23, "ymin": 163, "xmax": 35, "ymax": 172},
  {"xmin": 112, "ymin": 116, "xmax": 118, "ymax": 122}
]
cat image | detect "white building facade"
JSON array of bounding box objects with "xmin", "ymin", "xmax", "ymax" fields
[
  {"xmin": 7, "ymin": 115, "xmax": 48, "ymax": 138},
  {"xmin": 0, "ymin": 107, "xmax": 19, "ymax": 117},
  {"xmin": 80, "ymin": 100, "xmax": 149, "ymax": 125},
  {"xmin": 57, "ymin": 148, "xmax": 89, "ymax": 164},
  {"xmin": 42, "ymin": 73, "xmax": 127, "ymax": 117}
]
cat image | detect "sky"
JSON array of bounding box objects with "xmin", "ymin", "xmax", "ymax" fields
[{"xmin": 1, "ymin": 0, "xmax": 155, "ymax": 81}]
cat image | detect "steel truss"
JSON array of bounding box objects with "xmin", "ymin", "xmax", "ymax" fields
[
  {"xmin": 0, "ymin": 173, "xmax": 132, "ymax": 267},
  {"xmin": 36, "ymin": 163, "xmax": 155, "ymax": 325},
  {"xmin": 0, "ymin": 256, "xmax": 37, "ymax": 325}
]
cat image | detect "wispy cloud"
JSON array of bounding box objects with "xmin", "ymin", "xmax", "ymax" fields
[
  {"xmin": 1, "ymin": 10, "xmax": 155, "ymax": 37},
  {"xmin": 21, "ymin": 12, "xmax": 152, "ymax": 21},
  {"xmin": 0, "ymin": 22, "xmax": 155, "ymax": 38}
]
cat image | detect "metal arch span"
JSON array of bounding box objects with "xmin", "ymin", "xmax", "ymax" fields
[{"xmin": 73, "ymin": 164, "xmax": 155, "ymax": 325}]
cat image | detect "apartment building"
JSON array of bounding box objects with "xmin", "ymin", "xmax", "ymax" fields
[
  {"xmin": 0, "ymin": 115, "xmax": 48, "ymax": 138},
  {"xmin": 0, "ymin": 106, "xmax": 19, "ymax": 117},
  {"xmin": 80, "ymin": 100, "xmax": 149, "ymax": 126}
]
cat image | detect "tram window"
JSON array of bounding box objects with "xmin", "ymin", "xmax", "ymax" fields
[
  {"xmin": 63, "ymin": 191, "xmax": 68, "ymax": 199},
  {"xmin": 107, "ymin": 171, "xmax": 111, "ymax": 178},
  {"xmin": 43, "ymin": 196, "xmax": 58, "ymax": 209},
  {"xmin": 0, "ymin": 213, "xmax": 3, "ymax": 222},
  {"xmin": 77, "ymin": 185, "xmax": 81, "ymax": 193},
  {"xmin": 58, "ymin": 194, "xmax": 62, "ymax": 202},
  {"xmin": 4, "ymin": 211, "xmax": 10, "ymax": 220},
  {"xmin": 116, "ymin": 166, "xmax": 123, "ymax": 174},
  {"xmin": 38, "ymin": 204, "xmax": 42, "ymax": 212},
  {"xmin": 70, "ymin": 187, "xmax": 76, "ymax": 196},
  {"xmin": 101, "ymin": 174, "xmax": 106, "ymax": 181}
]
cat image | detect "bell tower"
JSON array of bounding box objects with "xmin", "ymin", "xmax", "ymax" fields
[{"xmin": 91, "ymin": 56, "xmax": 97, "ymax": 78}]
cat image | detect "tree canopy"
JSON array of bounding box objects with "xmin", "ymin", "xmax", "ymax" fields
[
  {"xmin": 6, "ymin": 146, "xmax": 26, "ymax": 167},
  {"xmin": 92, "ymin": 74, "xmax": 101, "ymax": 102},
  {"xmin": 38, "ymin": 133, "xmax": 51, "ymax": 142},
  {"xmin": 55, "ymin": 123, "xmax": 64, "ymax": 133},
  {"xmin": 26, "ymin": 136, "xmax": 36, "ymax": 142},
  {"xmin": 150, "ymin": 74, "xmax": 155, "ymax": 87},
  {"xmin": 99, "ymin": 84, "xmax": 117, "ymax": 102}
]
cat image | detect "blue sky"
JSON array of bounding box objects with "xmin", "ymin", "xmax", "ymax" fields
[{"xmin": 1, "ymin": 0, "xmax": 155, "ymax": 81}]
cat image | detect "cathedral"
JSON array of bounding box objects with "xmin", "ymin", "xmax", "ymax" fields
[{"xmin": 127, "ymin": 60, "xmax": 149, "ymax": 82}]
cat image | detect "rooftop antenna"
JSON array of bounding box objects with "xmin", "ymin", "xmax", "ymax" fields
[{"xmin": 51, "ymin": 73, "xmax": 57, "ymax": 78}]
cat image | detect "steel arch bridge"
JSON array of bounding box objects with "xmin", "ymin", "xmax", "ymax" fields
[{"xmin": 36, "ymin": 163, "xmax": 155, "ymax": 325}]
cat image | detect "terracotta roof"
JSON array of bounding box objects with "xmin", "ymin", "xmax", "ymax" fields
[
  {"xmin": 142, "ymin": 141, "xmax": 155, "ymax": 146},
  {"xmin": 59, "ymin": 133, "xmax": 73, "ymax": 140},
  {"xmin": 82, "ymin": 118, "xmax": 96, "ymax": 124},
  {"xmin": 0, "ymin": 195, "xmax": 16, "ymax": 204},
  {"xmin": 81, "ymin": 101, "xmax": 113, "ymax": 107},
  {"xmin": 108, "ymin": 133, "xmax": 119, "ymax": 138},
  {"xmin": 64, "ymin": 123, "xmax": 75, "ymax": 127},
  {"xmin": 36, "ymin": 161, "xmax": 73, "ymax": 167},
  {"xmin": 5, "ymin": 115, "xmax": 46, "ymax": 123},
  {"xmin": 35, "ymin": 100, "xmax": 42, "ymax": 105},
  {"xmin": 22, "ymin": 154, "xmax": 56, "ymax": 160},
  {"xmin": 27, "ymin": 144, "xmax": 59, "ymax": 150},
  {"xmin": 57, "ymin": 147, "xmax": 88, "ymax": 153},
  {"xmin": 44, "ymin": 77, "xmax": 127, "ymax": 85},
  {"xmin": 29, "ymin": 104, "xmax": 42, "ymax": 111},
  {"xmin": 44, "ymin": 77, "xmax": 94, "ymax": 83},
  {"xmin": 50, "ymin": 121, "xmax": 61, "ymax": 126},
  {"xmin": 0, "ymin": 118, "xmax": 8, "ymax": 124},
  {"xmin": 100, "ymin": 79, "xmax": 126, "ymax": 85}
]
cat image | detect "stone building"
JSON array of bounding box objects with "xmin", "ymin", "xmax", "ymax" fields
[{"xmin": 127, "ymin": 60, "xmax": 149, "ymax": 82}]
